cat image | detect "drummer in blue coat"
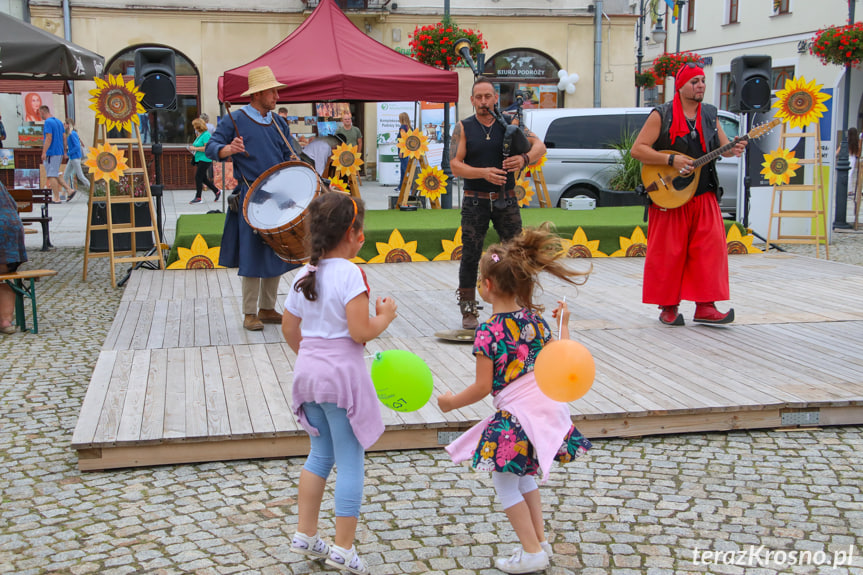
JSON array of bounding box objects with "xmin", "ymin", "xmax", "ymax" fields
[{"xmin": 206, "ymin": 66, "xmax": 302, "ymax": 331}]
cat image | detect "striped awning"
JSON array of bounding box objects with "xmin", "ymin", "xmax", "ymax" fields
[{"xmin": 0, "ymin": 80, "xmax": 70, "ymax": 95}]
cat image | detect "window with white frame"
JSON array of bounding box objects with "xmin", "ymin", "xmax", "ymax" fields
[{"xmin": 773, "ymin": 0, "xmax": 790, "ymax": 15}]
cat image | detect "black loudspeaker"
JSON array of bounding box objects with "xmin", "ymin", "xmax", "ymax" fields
[
  {"xmin": 134, "ymin": 48, "xmax": 176, "ymax": 111},
  {"xmin": 729, "ymin": 55, "xmax": 772, "ymax": 113}
]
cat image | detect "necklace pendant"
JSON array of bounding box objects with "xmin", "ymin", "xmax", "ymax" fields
[{"xmin": 486, "ymin": 134, "xmax": 490, "ymax": 140}]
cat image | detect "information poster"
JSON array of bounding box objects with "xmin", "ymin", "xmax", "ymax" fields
[{"xmin": 420, "ymin": 102, "xmax": 456, "ymax": 143}]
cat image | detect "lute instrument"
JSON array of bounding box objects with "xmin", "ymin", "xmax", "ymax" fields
[{"xmin": 641, "ymin": 119, "xmax": 780, "ymax": 209}]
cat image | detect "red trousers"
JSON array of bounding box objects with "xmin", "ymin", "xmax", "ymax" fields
[{"xmin": 642, "ymin": 192, "xmax": 729, "ymax": 306}]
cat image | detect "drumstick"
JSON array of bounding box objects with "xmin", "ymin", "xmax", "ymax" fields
[{"xmin": 223, "ymin": 102, "xmax": 251, "ymax": 157}]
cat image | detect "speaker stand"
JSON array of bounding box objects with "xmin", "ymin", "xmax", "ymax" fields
[{"xmin": 118, "ymin": 111, "xmax": 167, "ymax": 287}]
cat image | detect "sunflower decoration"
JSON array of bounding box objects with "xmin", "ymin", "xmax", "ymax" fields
[
  {"xmin": 331, "ymin": 143, "xmax": 364, "ymax": 177},
  {"xmin": 167, "ymin": 234, "xmax": 225, "ymax": 269},
  {"xmin": 560, "ymin": 227, "xmax": 608, "ymax": 258},
  {"xmin": 761, "ymin": 147, "xmax": 801, "ymax": 186},
  {"xmin": 773, "ymin": 77, "xmax": 831, "ymax": 129},
  {"xmin": 368, "ymin": 229, "xmax": 430, "ymax": 263},
  {"xmin": 396, "ymin": 128, "xmax": 429, "ymax": 160},
  {"xmin": 610, "ymin": 227, "xmax": 648, "ymax": 257},
  {"xmin": 433, "ymin": 227, "xmax": 463, "ymax": 261},
  {"xmin": 84, "ymin": 143, "xmax": 129, "ymax": 183},
  {"xmin": 514, "ymin": 177, "xmax": 535, "ymax": 207},
  {"xmin": 726, "ymin": 226, "xmax": 762, "ymax": 255},
  {"xmin": 89, "ymin": 74, "xmax": 145, "ymax": 134},
  {"xmin": 327, "ymin": 176, "xmax": 349, "ymax": 194},
  {"xmin": 415, "ymin": 165, "xmax": 448, "ymax": 201}
]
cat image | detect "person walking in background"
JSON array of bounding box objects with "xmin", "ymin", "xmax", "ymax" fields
[
  {"xmin": 843, "ymin": 126, "xmax": 860, "ymax": 197},
  {"xmin": 188, "ymin": 118, "xmax": 220, "ymax": 204},
  {"xmin": 206, "ymin": 66, "xmax": 301, "ymax": 332},
  {"xmin": 282, "ymin": 193, "xmax": 397, "ymax": 575},
  {"xmin": 450, "ymin": 77, "xmax": 546, "ymax": 330},
  {"xmin": 0, "ymin": 182, "xmax": 27, "ymax": 334},
  {"xmin": 63, "ymin": 118, "xmax": 89, "ymax": 200},
  {"xmin": 0, "ymin": 112, "xmax": 6, "ymax": 148},
  {"xmin": 396, "ymin": 112, "xmax": 412, "ymax": 193},
  {"xmin": 199, "ymin": 113, "xmax": 215, "ymax": 134},
  {"xmin": 39, "ymin": 105, "xmax": 70, "ymax": 203},
  {"xmin": 335, "ymin": 112, "xmax": 363, "ymax": 178},
  {"xmin": 631, "ymin": 63, "xmax": 746, "ymax": 326},
  {"xmin": 439, "ymin": 225, "xmax": 592, "ymax": 574}
]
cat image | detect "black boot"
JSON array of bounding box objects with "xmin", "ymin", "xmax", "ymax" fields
[{"xmin": 457, "ymin": 288, "xmax": 481, "ymax": 330}]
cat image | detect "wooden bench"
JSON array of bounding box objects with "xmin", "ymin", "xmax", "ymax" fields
[
  {"xmin": 10, "ymin": 188, "xmax": 53, "ymax": 251},
  {"xmin": 0, "ymin": 269, "xmax": 58, "ymax": 334}
]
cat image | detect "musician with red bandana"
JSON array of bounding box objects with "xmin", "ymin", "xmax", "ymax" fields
[{"xmin": 631, "ymin": 62, "xmax": 747, "ymax": 326}]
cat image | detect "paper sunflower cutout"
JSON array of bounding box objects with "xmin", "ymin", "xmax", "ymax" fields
[
  {"xmin": 415, "ymin": 165, "xmax": 448, "ymax": 201},
  {"xmin": 368, "ymin": 229, "xmax": 430, "ymax": 263},
  {"xmin": 773, "ymin": 77, "xmax": 831, "ymax": 129},
  {"xmin": 726, "ymin": 226, "xmax": 762, "ymax": 254},
  {"xmin": 167, "ymin": 234, "xmax": 225, "ymax": 269},
  {"xmin": 560, "ymin": 227, "xmax": 608, "ymax": 258},
  {"xmin": 328, "ymin": 176, "xmax": 349, "ymax": 194},
  {"xmin": 528, "ymin": 154, "xmax": 546, "ymax": 170},
  {"xmin": 331, "ymin": 143, "xmax": 364, "ymax": 176},
  {"xmin": 514, "ymin": 177, "xmax": 535, "ymax": 207},
  {"xmin": 397, "ymin": 128, "xmax": 429, "ymax": 160},
  {"xmin": 610, "ymin": 227, "xmax": 647, "ymax": 257},
  {"xmin": 761, "ymin": 148, "xmax": 801, "ymax": 186},
  {"xmin": 433, "ymin": 227, "xmax": 463, "ymax": 261},
  {"xmin": 89, "ymin": 74, "xmax": 145, "ymax": 134},
  {"xmin": 84, "ymin": 143, "xmax": 129, "ymax": 183}
]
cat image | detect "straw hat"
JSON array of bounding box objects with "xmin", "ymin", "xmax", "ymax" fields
[{"xmin": 241, "ymin": 66, "xmax": 287, "ymax": 97}]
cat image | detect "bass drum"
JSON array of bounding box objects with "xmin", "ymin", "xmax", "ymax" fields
[{"xmin": 243, "ymin": 161, "xmax": 322, "ymax": 264}]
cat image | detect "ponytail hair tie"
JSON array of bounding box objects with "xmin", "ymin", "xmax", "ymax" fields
[
  {"xmin": 490, "ymin": 253, "xmax": 500, "ymax": 263},
  {"xmin": 306, "ymin": 264, "xmax": 318, "ymax": 272}
]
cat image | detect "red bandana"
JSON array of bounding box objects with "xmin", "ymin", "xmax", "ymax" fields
[{"xmin": 669, "ymin": 64, "xmax": 706, "ymax": 151}]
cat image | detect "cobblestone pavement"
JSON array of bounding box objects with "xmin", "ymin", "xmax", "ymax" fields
[{"xmin": 1, "ymin": 248, "xmax": 862, "ymax": 575}]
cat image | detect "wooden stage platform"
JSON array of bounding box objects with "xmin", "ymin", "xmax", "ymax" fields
[{"xmin": 72, "ymin": 254, "xmax": 863, "ymax": 470}]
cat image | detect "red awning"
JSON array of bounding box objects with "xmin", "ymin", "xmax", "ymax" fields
[
  {"xmin": 0, "ymin": 79, "xmax": 70, "ymax": 95},
  {"xmin": 219, "ymin": 0, "xmax": 458, "ymax": 104}
]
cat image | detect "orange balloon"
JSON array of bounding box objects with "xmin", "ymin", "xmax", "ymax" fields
[{"xmin": 534, "ymin": 340, "xmax": 595, "ymax": 402}]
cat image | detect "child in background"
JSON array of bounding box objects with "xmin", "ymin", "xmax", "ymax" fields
[
  {"xmin": 438, "ymin": 225, "xmax": 593, "ymax": 574},
  {"xmin": 282, "ymin": 193, "xmax": 398, "ymax": 575}
]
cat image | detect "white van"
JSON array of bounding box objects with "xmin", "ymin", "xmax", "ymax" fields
[{"xmin": 523, "ymin": 107, "xmax": 741, "ymax": 216}]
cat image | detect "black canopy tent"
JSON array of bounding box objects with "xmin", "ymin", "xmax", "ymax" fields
[{"xmin": 0, "ymin": 11, "xmax": 105, "ymax": 81}]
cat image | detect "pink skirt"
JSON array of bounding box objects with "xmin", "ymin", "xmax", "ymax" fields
[{"xmin": 292, "ymin": 337, "xmax": 384, "ymax": 450}]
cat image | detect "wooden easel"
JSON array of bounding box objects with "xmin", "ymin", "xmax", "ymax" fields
[
  {"xmin": 396, "ymin": 155, "xmax": 441, "ymax": 209},
  {"xmin": 521, "ymin": 165, "xmax": 552, "ymax": 207},
  {"xmin": 764, "ymin": 122, "xmax": 829, "ymax": 259},
  {"xmin": 83, "ymin": 121, "xmax": 165, "ymax": 287}
]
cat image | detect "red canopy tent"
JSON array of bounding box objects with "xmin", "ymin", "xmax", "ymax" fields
[{"xmin": 218, "ymin": 0, "xmax": 458, "ymax": 104}]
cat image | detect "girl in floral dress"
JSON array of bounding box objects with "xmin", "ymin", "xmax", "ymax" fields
[{"xmin": 438, "ymin": 225, "xmax": 593, "ymax": 574}]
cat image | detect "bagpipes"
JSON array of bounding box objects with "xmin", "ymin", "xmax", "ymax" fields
[{"xmin": 454, "ymin": 39, "xmax": 531, "ymax": 160}]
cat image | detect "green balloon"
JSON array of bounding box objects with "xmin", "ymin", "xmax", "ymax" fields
[{"xmin": 370, "ymin": 350, "xmax": 433, "ymax": 412}]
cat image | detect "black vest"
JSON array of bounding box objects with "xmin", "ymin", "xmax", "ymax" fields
[
  {"xmin": 653, "ymin": 101, "xmax": 721, "ymax": 196},
  {"xmin": 463, "ymin": 115, "xmax": 515, "ymax": 193}
]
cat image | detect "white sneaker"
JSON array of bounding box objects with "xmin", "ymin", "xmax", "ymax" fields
[
  {"xmin": 325, "ymin": 545, "xmax": 370, "ymax": 574},
  {"xmin": 540, "ymin": 541, "xmax": 553, "ymax": 558},
  {"xmin": 495, "ymin": 548, "xmax": 549, "ymax": 574},
  {"xmin": 290, "ymin": 531, "xmax": 330, "ymax": 561}
]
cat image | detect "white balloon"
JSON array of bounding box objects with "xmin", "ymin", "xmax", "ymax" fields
[
  {"xmin": 557, "ymin": 80, "xmax": 568, "ymax": 91},
  {"xmin": 565, "ymin": 84, "xmax": 576, "ymax": 94},
  {"xmin": 568, "ymin": 73, "xmax": 580, "ymax": 84},
  {"xmin": 558, "ymin": 69, "xmax": 569, "ymax": 80}
]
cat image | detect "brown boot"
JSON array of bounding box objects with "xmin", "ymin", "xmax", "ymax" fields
[
  {"xmin": 257, "ymin": 308, "xmax": 283, "ymax": 324},
  {"xmin": 244, "ymin": 314, "xmax": 264, "ymax": 331},
  {"xmin": 456, "ymin": 288, "xmax": 481, "ymax": 330}
]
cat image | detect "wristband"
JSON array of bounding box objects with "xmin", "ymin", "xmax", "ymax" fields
[
  {"xmin": 521, "ymin": 153, "xmax": 530, "ymax": 167},
  {"xmin": 667, "ymin": 154, "xmax": 675, "ymax": 167}
]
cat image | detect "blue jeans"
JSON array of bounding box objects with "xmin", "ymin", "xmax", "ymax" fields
[
  {"xmin": 399, "ymin": 156, "xmax": 409, "ymax": 189},
  {"xmin": 302, "ymin": 402, "xmax": 365, "ymax": 517}
]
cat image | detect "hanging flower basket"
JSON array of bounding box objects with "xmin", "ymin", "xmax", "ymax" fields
[
  {"xmin": 409, "ymin": 18, "xmax": 487, "ymax": 69},
  {"xmin": 635, "ymin": 69, "xmax": 657, "ymax": 88},
  {"xmin": 810, "ymin": 23, "xmax": 863, "ymax": 67},
  {"xmin": 651, "ymin": 52, "xmax": 702, "ymax": 79}
]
